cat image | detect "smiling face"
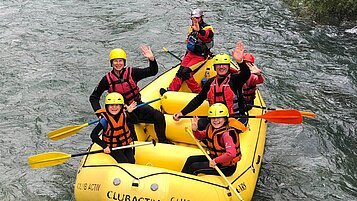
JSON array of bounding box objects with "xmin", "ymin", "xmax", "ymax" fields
[
  {"xmin": 107, "ymin": 104, "xmax": 122, "ymax": 116},
  {"xmin": 112, "ymin": 58, "xmax": 125, "ymax": 72},
  {"xmin": 210, "ymin": 117, "xmax": 226, "ymax": 129},
  {"xmin": 214, "ymin": 64, "xmax": 230, "ymax": 77}
]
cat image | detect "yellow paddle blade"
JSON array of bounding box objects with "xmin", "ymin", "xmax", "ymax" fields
[
  {"xmin": 28, "ymin": 152, "xmax": 71, "ymax": 169},
  {"xmin": 48, "ymin": 123, "xmax": 88, "ymax": 141}
]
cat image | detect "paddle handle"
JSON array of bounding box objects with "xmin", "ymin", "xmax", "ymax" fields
[{"xmin": 163, "ymin": 47, "xmax": 182, "ymax": 62}]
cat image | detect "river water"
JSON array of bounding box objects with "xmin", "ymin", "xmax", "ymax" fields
[{"xmin": 1, "ymin": 0, "xmax": 356, "ymax": 200}]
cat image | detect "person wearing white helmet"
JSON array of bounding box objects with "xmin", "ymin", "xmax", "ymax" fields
[{"xmin": 163, "ymin": 8, "xmax": 214, "ymax": 95}]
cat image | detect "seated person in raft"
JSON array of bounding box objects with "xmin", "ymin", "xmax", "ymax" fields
[
  {"xmin": 90, "ymin": 92, "xmax": 138, "ymax": 164},
  {"xmin": 181, "ymin": 103, "xmax": 246, "ymax": 176}
]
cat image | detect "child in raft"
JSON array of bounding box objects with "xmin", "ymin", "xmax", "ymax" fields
[
  {"xmin": 90, "ymin": 92, "xmax": 137, "ymax": 163},
  {"xmin": 181, "ymin": 103, "xmax": 246, "ymax": 176}
]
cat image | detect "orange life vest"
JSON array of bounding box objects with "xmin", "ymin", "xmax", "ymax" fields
[
  {"xmin": 206, "ymin": 118, "xmax": 246, "ymax": 166},
  {"xmin": 96, "ymin": 108, "xmax": 132, "ymax": 148},
  {"xmin": 207, "ymin": 74, "xmax": 235, "ymax": 115},
  {"xmin": 106, "ymin": 67, "xmax": 141, "ymax": 104}
]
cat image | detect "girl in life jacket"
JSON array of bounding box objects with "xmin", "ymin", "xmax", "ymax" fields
[
  {"xmin": 90, "ymin": 92, "xmax": 138, "ymax": 164},
  {"xmin": 181, "ymin": 103, "xmax": 246, "ymax": 176}
]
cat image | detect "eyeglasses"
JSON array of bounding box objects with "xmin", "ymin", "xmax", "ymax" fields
[{"xmin": 192, "ymin": 17, "xmax": 201, "ymax": 19}]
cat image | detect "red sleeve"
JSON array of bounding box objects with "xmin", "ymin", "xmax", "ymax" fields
[
  {"xmin": 256, "ymin": 74, "xmax": 264, "ymax": 84},
  {"xmin": 250, "ymin": 74, "xmax": 264, "ymax": 85},
  {"xmin": 198, "ymin": 28, "xmax": 213, "ymax": 43},
  {"xmin": 193, "ymin": 130, "xmax": 206, "ymax": 141},
  {"xmin": 213, "ymin": 132, "xmax": 237, "ymax": 164}
]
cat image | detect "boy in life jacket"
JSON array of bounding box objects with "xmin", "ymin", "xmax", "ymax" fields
[
  {"xmin": 181, "ymin": 103, "xmax": 246, "ymax": 176},
  {"xmin": 241, "ymin": 53, "xmax": 264, "ymax": 111},
  {"xmin": 90, "ymin": 92, "xmax": 138, "ymax": 163},
  {"xmin": 161, "ymin": 8, "xmax": 214, "ymax": 95}
]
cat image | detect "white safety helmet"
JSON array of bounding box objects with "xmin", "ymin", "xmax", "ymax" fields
[{"xmin": 191, "ymin": 8, "xmax": 204, "ymax": 18}]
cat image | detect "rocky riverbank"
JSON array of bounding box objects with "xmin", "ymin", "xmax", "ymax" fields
[{"xmin": 283, "ymin": 0, "xmax": 357, "ymax": 25}]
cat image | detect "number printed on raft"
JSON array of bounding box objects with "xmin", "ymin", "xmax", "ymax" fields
[{"xmin": 236, "ymin": 182, "xmax": 247, "ymax": 193}]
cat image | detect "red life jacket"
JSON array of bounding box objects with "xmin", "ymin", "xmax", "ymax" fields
[
  {"xmin": 106, "ymin": 67, "xmax": 140, "ymax": 104},
  {"xmin": 243, "ymin": 83, "xmax": 257, "ymax": 102},
  {"xmin": 97, "ymin": 108, "xmax": 133, "ymax": 148},
  {"xmin": 206, "ymin": 118, "xmax": 246, "ymax": 166},
  {"xmin": 207, "ymin": 74, "xmax": 235, "ymax": 114}
]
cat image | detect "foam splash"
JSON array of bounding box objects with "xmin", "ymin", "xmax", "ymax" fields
[{"xmin": 345, "ymin": 26, "xmax": 357, "ymax": 34}]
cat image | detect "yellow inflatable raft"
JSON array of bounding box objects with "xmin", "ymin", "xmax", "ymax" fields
[{"xmin": 75, "ymin": 59, "xmax": 268, "ymax": 201}]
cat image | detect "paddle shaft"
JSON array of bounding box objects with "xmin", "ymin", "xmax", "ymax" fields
[
  {"xmin": 28, "ymin": 141, "xmax": 156, "ymax": 169},
  {"xmin": 247, "ymin": 104, "xmax": 277, "ymax": 111},
  {"xmin": 72, "ymin": 140, "xmax": 156, "ymax": 157},
  {"xmin": 180, "ymin": 109, "xmax": 303, "ymax": 124},
  {"xmin": 90, "ymin": 97, "xmax": 161, "ymax": 124},
  {"xmin": 247, "ymin": 104, "xmax": 316, "ymax": 118},
  {"xmin": 163, "ymin": 47, "xmax": 182, "ymax": 62},
  {"xmin": 48, "ymin": 98, "xmax": 161, "ymax": 141},
  {"xmin": 136, "ymin": 98, "xmax": 161, "ymax": 108},
  {"xmin": 185, "ymin": 128, "xmax": 244, "ymax": 201},
  {"xmin": 181, "ymin": 115, "xmax": 298, "ymax": 119}
]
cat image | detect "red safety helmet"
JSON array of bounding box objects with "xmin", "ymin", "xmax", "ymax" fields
[{"xmin": 243, "ymin": 53, "xmax": 255, "ymax": 63}]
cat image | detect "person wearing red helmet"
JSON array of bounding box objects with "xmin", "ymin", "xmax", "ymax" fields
[
  {"xmin": 163, "ymin": 8, "xmax": 214, "ymax": 95},
  {"xmin": 233, "ymin": 53, "xmax": 264, "ymax": 112}
]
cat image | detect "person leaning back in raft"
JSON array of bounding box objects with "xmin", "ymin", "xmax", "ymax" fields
[
  {"xmin": 181, "ymin": 103, "xmax": 246, "ymax": 176},
  {"xmin": 90, "ymin": 92, "xmax": 138, "ymax": 164}
]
